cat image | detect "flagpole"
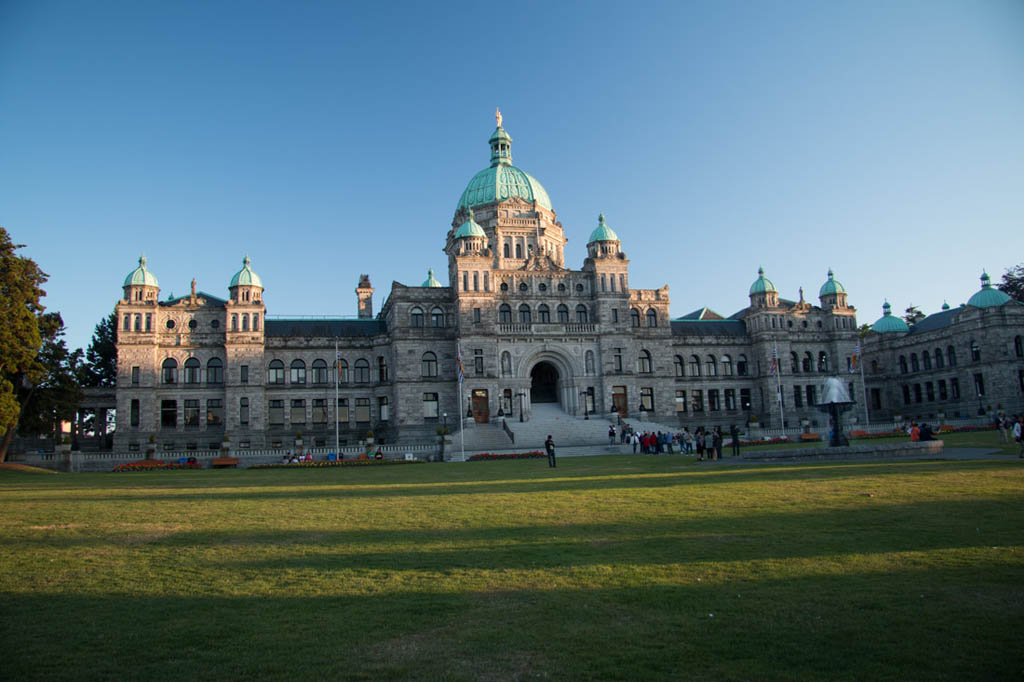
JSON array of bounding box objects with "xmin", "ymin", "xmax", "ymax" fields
[
  {"xmin": 773, "ymin": 342, "xmax": 785, "ymax": 435},
  {"xmin": 334, "ymin": 338, "xmax": 339, "ymax": 456},
  {"xmin": 859, "ymin": 346, "xmax": 870, "ymax": 425},
  {"xmin": 457, "ymin": 340, "xmax": 465, "ymax": 462}
]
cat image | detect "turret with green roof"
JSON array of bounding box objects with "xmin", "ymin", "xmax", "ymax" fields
[
  {"xmin": 454, "ymin": 207, "xmax": 486, "ymax": 239},
  {"xmin": 967, "ymin": 271, "xmax": 1012, "ymax": 308},
  {"xmin": 871, "ymin": 301, "xmax": 910, "ymax": 333},
  {"xmin": 122, "ymin": 254, "xmax": 160, "ymax": 302},
  {"xmin": 422, "ymin": 268, "xmax": 443, "ymax": 287}
]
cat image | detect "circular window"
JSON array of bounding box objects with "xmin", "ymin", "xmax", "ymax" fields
[
  {"xmin": 519, "ymin": 283, "xmax": 528, "ymax": 292},
  {"xmin": 166, "ymin": 319, "xmax": 176, "ymax": 330},
  {"xmin": 210, "ymin": 319, "xmax": 220, "ymax": 329},
  {"xmin": 188, "ymin": 319, "xmax": 197, "ymax": 330},
  {"xmin": 538, "ymin": 283, "xmax": 547, "ymax": 292},
  {"xmin": 576, "ymin": 283, "xmax": 584, "ymax": 292},
  {"xmin": 500, "ymin": 283, "xmax": 508, "ymax": 292},
  {"xmin": 558, "ymin": 283, "xmax": 566, "ymax": 292}
]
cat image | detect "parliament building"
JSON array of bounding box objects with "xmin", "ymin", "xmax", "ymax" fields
[{"xmin": 112, "ymin": 115, "xmax": 1022, "ymax": 452}]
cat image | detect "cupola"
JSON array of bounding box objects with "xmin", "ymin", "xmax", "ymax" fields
[
  {"xmin": 422, "ymin": 268, "xmax": 443, "ymax": 287},
  {"xmin": 122, "ymin": 254, "xmax": 160, "ymax": 302},
  {"xmin": 748, "ymin": 267, "xmax": 778, "ymax": 308},
  {"xmin": 454, "ymin": 207, "xmax": 487, "ymax": 254},
  {"xmin": 587, "ymin": 213, "xmax": 621, "ymax": 259},
  {"xmin": 966, "ymin": 271, "xmax": 1012, "ymax": 308},
  {"xmin": 818, "ymin": 268, "xmax": 848, "ymax": 308},
  {"xmin": 871, "ymin": 301, "xmax": 910, "ymax": 333},
  {"xmin": 229, "ymin": 255, "xmax": 264, "ymax": 304}
]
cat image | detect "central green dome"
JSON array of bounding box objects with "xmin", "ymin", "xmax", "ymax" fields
[{"xmin": 456, "ymin": 115, "xmax": 552, "ymax": 212}]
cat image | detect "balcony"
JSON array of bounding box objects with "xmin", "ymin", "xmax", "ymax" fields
[{"xmin": 497, "ymin": 323, "xmax": 597, "ymax": 335}]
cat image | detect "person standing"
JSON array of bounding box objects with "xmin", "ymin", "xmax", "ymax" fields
[
  {"xmin": 998, "ymin": 413, "xmax": 1009, "ymax": 443},
  {"xmin": 713, "ymin": 427, "xmax": 723, "ymax": 460},
  {"xmin": 608, "ymin": 424, "xmax": 616, "ymax": 446},
  {"xmin": 545, "ymin": 435, "xmax": 556, "ymax": 468},
  {"xmin": 730, "ymin": 424, "xmax": 740, "ymax": 456},
  {"xmin": 631, "ymin": 431, "xmax": 640, "ymax": 454},
  {"xmin": 1013, "ymin": 416, "xmax": 1023, "ymax": 457},
  {"xmin": 695, "ymin": 427, "xmax": 705, "ymax": 460},
  {"xmin": 682, "ymin": 427, "xmax": 693, "ymax": 454}
]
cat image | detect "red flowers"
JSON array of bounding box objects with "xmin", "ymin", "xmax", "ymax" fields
[{"xmin": 468, "ymin": 451, "xmax": 545, "ymax": 461}]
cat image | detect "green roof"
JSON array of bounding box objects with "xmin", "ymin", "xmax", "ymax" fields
[
  {"xmin": 229, "ymin": 255, "xmax": 263, "ymax": 289},
  {"xmin": 871, "ymin": 301, "xmax": 910, "ymax": 333},
  {"xmin": 454, "ymin": 208, "xmax": 486, "ymax": 239},
  {"xmin": 457, "ymin": 119, "xmax": 552, "ymax": 211},
  {"xmin": 967, "ymin": 271, "xmax": 1012, "ymax": 308},
  {"xmin": 749, "ymin": 267, "xmax": 777, "ymax": 295},
  {"xmin": 123, "ymin": 254, "xmax": 159, "ymax": 288},
  {"xmin": 588, "ymin": 213, "xmax": 619, "ymax": 243},
  {"xmin": 818, "ymin": 268, "xmax": 846, "ymax": 297},
  {"xmin": 422, "ymin": 268, "xmax": 443, "ymax": 287}
]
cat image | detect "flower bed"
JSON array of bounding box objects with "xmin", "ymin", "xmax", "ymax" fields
[
  {"xmin": 113, "ymin": 460, "xmax": 203, "ymax": 472},
  {"xmin": 737, "ymin": 437, "xmax": 790, "ymax": 447},
  {"xmin": 251, "ymin": 459, "xmax": 423, "ymax": 469},
  {"xmin": 468, "ymin": 451, "xmax": 545, "ymax": 461},
  {"xmin": 800, "ymin": 433, "xmax": 822, "ymax": 442}
]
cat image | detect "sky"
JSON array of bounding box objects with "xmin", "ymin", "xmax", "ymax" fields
[{"xmin": 2, "ymin": 0, "xmax": 1022, "ymax": 353}]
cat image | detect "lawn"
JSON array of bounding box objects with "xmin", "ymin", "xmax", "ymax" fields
[{"xmin": 1, "ymin": 455, "xmax": 1022, "ymax": 681}]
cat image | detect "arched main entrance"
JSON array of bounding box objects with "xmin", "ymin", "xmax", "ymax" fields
[{"xmin": 530, "ymin": 361, "xmax": 559, "ymax": 403}]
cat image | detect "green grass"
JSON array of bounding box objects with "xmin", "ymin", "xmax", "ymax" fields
[
  {"xmin": 738, "ymin": 427, "xmax": 1019, "ymax": 454},
  {"xmin": 1, "ymin": 455, "xmax": 1022, "ymax": 681}
]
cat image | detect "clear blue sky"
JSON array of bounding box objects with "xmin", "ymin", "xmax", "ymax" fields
[{"xmin": 2, "ymin": 0, "xmax": 1022, "ymax": 353}]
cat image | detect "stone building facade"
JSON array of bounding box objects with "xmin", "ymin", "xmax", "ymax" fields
[{"xmin": 120, "ymin": 114, "xmax": 1021, "ymax": 453}]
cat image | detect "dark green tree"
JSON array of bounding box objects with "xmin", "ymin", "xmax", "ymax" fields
[
  {"xmin": 81, "ymin": 310, "xmax": 118, "ymax": 387},
  {"xmin": 997, "ymin": 263, "xmax": 1024, "ymax": 302},
  {"xmin": 0, "ymin": 227, "xmax": 48, "ymax": 461},
  {"xmin": 903, "ymin": 305, "xmax": 925, "ymax": 326},
  {"xmin": 17, "ymin": 313, "xmax": 84, "ymax": 441}
]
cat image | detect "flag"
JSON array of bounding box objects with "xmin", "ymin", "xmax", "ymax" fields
[
  {"xmin": 850, "ymin": 341, "xmax": 860, "ymax": 374},
  {"xmin": 456, "ymin": 343, "xmax": 465, "ymax": 384},
  {"xmin": 769, "ymin": 343, "xmax": 779, "ymax": 376}
]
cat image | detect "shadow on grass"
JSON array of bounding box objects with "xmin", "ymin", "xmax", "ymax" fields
[{"xmin": 1, "ymin": 560, "xmax": 1021, "ymax": 682}]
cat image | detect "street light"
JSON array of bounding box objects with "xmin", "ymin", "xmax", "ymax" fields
[
  {"xmin": 440, "ymin": 412, "xmax": 447, "ymax": 461},
  {"xmin": 579, "ymin": 391, "xmax": 589, "ymax": 419},
  {"xmin": 518, "ymin": 392, "xmax": 525, "ymax": 422}
]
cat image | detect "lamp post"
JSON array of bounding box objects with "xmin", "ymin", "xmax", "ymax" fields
[
  {"xmin": 579, "ymin": 391, "xmax": 589, "ymax": 419},
  {"xmin": 440, "ymin": 413, "xmax": 447, "ymax": 461},
  {"xmin": 518, "ymin": 392, "xmax": 525, "ymax": 422}
]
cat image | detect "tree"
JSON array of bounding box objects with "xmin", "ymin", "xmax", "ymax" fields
[
  {"xmin": 997, "ymin": 263, "xmax": 1024, "ymax": 302},
  {"xmin": 0, "ymin": 227, "xmax": 48, "ymax": 461},
  {"xmin": 81, "ymin": 310, "xmax": 118, "ymax": 387},
  {"xmin": 17, "ymin": 313, "xmax": 84, "ymax": 441},
  {"xmin": 903, "ymin": 305, "xmax": 925, "ymax": 326}
]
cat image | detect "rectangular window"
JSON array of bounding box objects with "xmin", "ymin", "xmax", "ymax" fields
[
  {"xmin": 268, "ymin": 400, "xmax": 284, "ymax": 426},
  {"xmin": 724, "ymin": 389, "xmax": 736, "ymax": 411},
  {"xmin": 740, "ymin": 388, "xmax": 752, "ymax": 411},
  {"xmin": 355, "ymin": 398, "xmax": 370, "ymax": 423},
  {"xmin": 145, "ymin": 313, "xmax": 152, "ymax": 331},
  {"xmin": 130, "ymin": 399, "xmax": 140, "ymax": 427},
  {"xmin": 240, "ymin": 365, "xmax": 249, "ymax": 384},
  {"xmin": 925, "ymin": 382, "xmax": 935, "ymax": 402},
  {"xmin": 951, "ymin": 377, "xmax": 960, "ymax": 400},
  {"xmin": 290, "ymin": 399, "xmax": 306, "ymax": 425},
  {"xmin": 378, "ymin": 356, "xmax": 388, "ymax": 382},
  {"xmin": 239, "ymin": 397, "xmax": 249, "ymax": 426},
  {"xmin": 206, "ymin": 399, "xmax": 223, "ymax": 426},
  {"xmin": 312, "ymin": 399, "xmax": 327, "ymax": 424},
  {"xmin": 184, "ymin": 400, "xmax": 200, "ymax": 427},
  {"xmin": 973, "ymin": 373, "xmax": 985, "ymax": 397},
  {"xmin": 675, "ymin": 390, "xmax": 687, "ymax": 413},
  {"xmin": 708, "ymin": 389, "xmax": 720, "ymax": 411},
  {"xmin": 208, "ymin": 362, "xmax": 223, "ymax": 385},
  {"xmin": 614, "ymin": 349, "xmax": 623, "ymax": 373},
  {"xmin": 423, "ymin": 392, "xmax": 439, "ymax": 419},
  {"xmin": 871, "ymin": 388, "xmax": 882, "ymax": 410},
  {"xmin": 913, "ymin": 384, "xmax": 922, "ymax": 403},
  {"xmin": 131, "ymin": 366, "xmax": 140, "ymax": 385},
  {"xmin": 902, "ymin": 385, "xmax": 911, "ymax": 405},
  {"xmin": 640, "ymin": 387, "xmax": 654, "ymax": 412},
  {"xmin": 474, "ymin": 349, "xmax": 484, "ymax": 375},
  {"xmin": 938, "ymin": 380, "xmax": 948, "ymax": 401},
  {"xmin": 378, "ymin": 397, "xmax": 389, "ymax": 421},
  {"xmin": 123, "ymin": 314, "xmax": 130, "ymax": 331},
  {"xmin": 612, "ymin": 308, "xmax": 618, "ymax": 323},
  {"xmin": 793, "ymin": 386, "xmax": 803, "ymax": 408},
  {"xmin": 806, "ymin": 386, "xmax": 816, "ymax": 406},
  {"xmin": 692, "ymin": 391, "xmax": 704, "ymax": 412},
  {"xmin": 503, "ymin": 389, "xmax": 513, "ymax": 415},
  {"xmin": 473, "ymin": 307, "xmax": 481, "ymax": 324},
  {"xmin": 337, "ymin": 398, "xmax": 349, "ymax": 423}
]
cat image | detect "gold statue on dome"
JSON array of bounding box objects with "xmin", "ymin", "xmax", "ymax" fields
[{"xmin": 495, "ymin": 107, "xmax": 502, "ymax": 127}]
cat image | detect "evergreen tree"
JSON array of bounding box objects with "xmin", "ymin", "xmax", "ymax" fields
[
  {"xmin": 82, "ymin": 310, "xmax": 118, "ymax": 387},
  {"xmin": 17, "ymin": 313, "xmax": 84, "ymax": 440},
  {"xmin": 0, "ymin": 227, "xmax": 48, "ymax": 461},
  {"xmin": 997, "ymin": 263, "xmax": 1024, "ymax": 302},
  {"xmin": 903, "ymin": 305, "xmax": 925, "ymax": 326}
]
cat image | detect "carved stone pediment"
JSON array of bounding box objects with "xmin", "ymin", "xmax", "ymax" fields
[{"xmin": 519, "ymin": 254, "xmax": 564, "ymax": 272}]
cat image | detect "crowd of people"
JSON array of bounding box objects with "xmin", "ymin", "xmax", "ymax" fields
[
  {"xmin": 997, "ymin": 413, "xmax": 1024, "ymax": 458},
  {"xmin": 608, "ymin": 424, "xmax": 743, "ymax": 461}
]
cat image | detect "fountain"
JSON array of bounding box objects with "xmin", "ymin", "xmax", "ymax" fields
[{"xmin": 817, "ymin": 377, "xmax": 855, "ymax": 447}]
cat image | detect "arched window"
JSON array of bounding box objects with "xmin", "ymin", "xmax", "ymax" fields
[
  {"xmin": 585, "ymin": 350, "xmax": 595, "ymax": 374},
  {"xmin": 410, "ymin": 307, "xmax": 424, "ymax": 328},
  {"xmin": 922, "ymin": 351, "xmax": 931, "ymax": 370},
  {"xmin": 498, "ymin": 304, "xmax": 512, "ymax": 323},
  {"xmin": 1016, "ymin": 336, "xmax": 1023, "ymax": 358},
  {"xmin": 268, "ymin": 359, "xmax": 285, "ymax": 384},
  {"xmin": 970, "ymin": 340, "xmax": 980, "ymax": 362},
  {"xmin": 290, "ymin": 359, "xmax": 306, "ymax": 384},
  {"xmin": 537, "ymin": 304, "xmax": 550, "ymax": 323},
  {"xmin": 638, "ymin": 350, "xmax": 652, "ymax": 374},
  {"xmin": 500, "ymin": 282, "xmax": 508, "ymax": 292},
  {"xmin": 557, "ymin": 304, "xmax": 569, "ymax": 323},
  {"xmin": 899, "ymin": 356, "xmax": 908, "ymax": 374},
  {"xmin": 646, "ymin": 308, "xmax": 657, "ymax": 327},
  {"xmin": 312, "ymin": 359, "xmax": 328, "ymax": 384},
  {"xmin": 421, "ymin": 352, "xmax": 437, "ymax": 377},
  {"xmin": 934, "ymin": 347, "xmax": 944, "ymax": 369},
  {"xmin": 518, "ymin": 304, "xmax": 532, "ymax": 323},
  {"xmin": 354, "ymin": 359, "xmax": 370, "ymax": 383},
  {"xmin": 501, "ymin": 351, "xmax": 512, "ymax": 376},
  {"xmin": 337, "ymin": 359, "xmax": 349, "ymax": 384},
  {"xmin": 430, "ymin": 307, "xmax": 444, "ymax": 328},
  {"xmin": 252, "ymin": 314, "xmax": 259, "ymax": 331},
  {"xmin": 790, "ymin": 351, "xmax": 799, "ymax": 373},
  {"xmin": 674, "ymin": 355, "xmax": 684, "ymax": 377},
  {"xmin": 910, "ymin": 353, "xmax": 919, "ymax": 372},
  {"xmin": 515, "ymin": 243, "xmax": 522, "ymax": 259},
  {"xmin": 819, "ymin": 351, "xmax": 829, "ymax": 373},
  {"xmin": 183, "ymin": 357, "xmax": 200, "ymax": 384},
  {"xmin": 241, "ymin": 314, "xmax": 249, "ymax": 331},
  {"xmin": 503, "ymin": 242, "xmax": 510, "ymax": 258},
  {"xmin": 947, "ymin": 345, "xmax": 957, "ymax": 367},
  {"xmin": 133, "ymin": 315, "xmax": 141, "ymax": 332},
  {"xmin": 207, "ymin": 358, "xmax": 223, "ymax": 384},
  {"xmin": 737, "ymin": 354, "xmax": 748, "ymax": 376},
  {"xmin": 161, "ymin": 358, "xmax": 178, "ymax": 384},
  {"xmin": 705, "ymin": 355, "xmax": 717, "ymax": 376},
  {"xmin": 721, "ymin": 355, "xmax": 733, "ymax": 376},
  {"xmin": 802, "ymin": 352, "xmax": 812, "ymax": 373},
  {"xmin": 689, "ymin": 355, "xmax": 701, "ymax": 377},
  {"xmin": 630, "ymin": 308, "xmax": 641, "ymax": 327},
  {"xmin": 231, "ymin": 314, "xmax": 238, "ymax": 331},
  {"xmin": 576, "ymin": 305, "xmax": 589, "ymax": 323}
]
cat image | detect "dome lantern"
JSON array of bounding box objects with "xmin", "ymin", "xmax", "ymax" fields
[
  {"xmin": 967, "ymin": 270, "xmax": 1012, "ymax": 308},
  {"xmin": 457, "ymin": 114, "xmax": 553, "ymax": 212},
  {"xmin": 871, "ymin": 300, "xmax": 910, "ymax": 333}
]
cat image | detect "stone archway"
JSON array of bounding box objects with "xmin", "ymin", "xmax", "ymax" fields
[{"xmin": 530, "ymin": 361, "xmax": 560, "ymax": 403}]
